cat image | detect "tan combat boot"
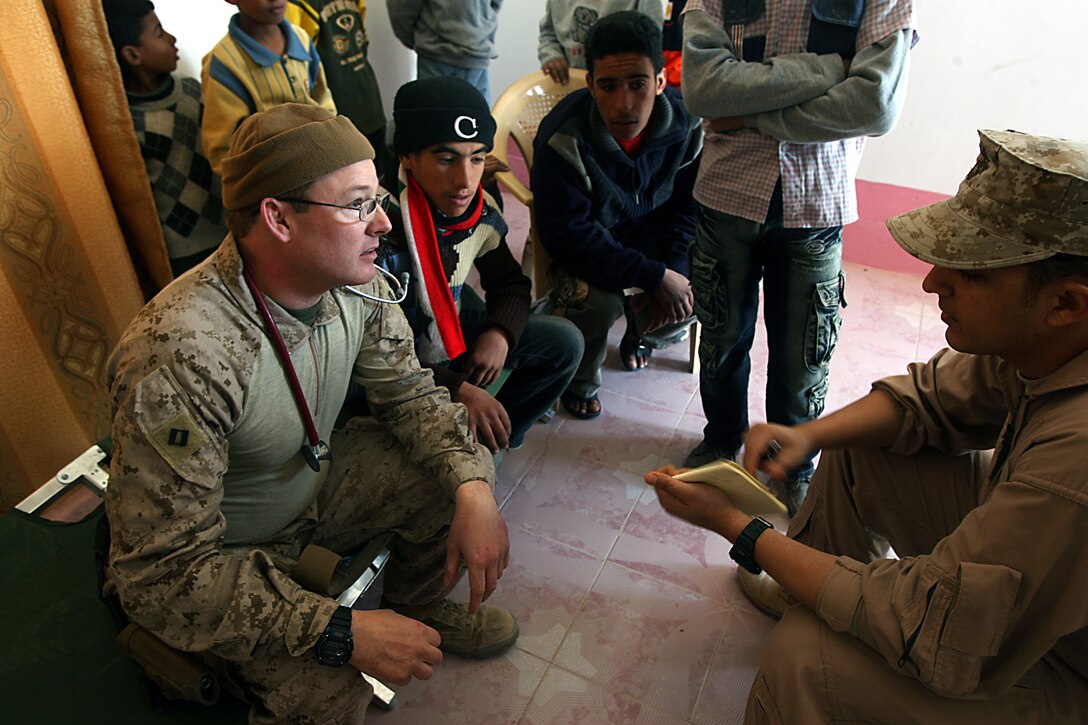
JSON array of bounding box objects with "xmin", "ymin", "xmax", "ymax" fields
[
  {"xmin": 736, "ymin": 568, "xmax": 798, "ymax": 619},
  {"xmin": 421, "ymin": 600, "xmax": 520, "ymax": 658}
]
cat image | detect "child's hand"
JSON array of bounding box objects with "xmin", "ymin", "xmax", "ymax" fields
[
  {"xmin": 542, "ymin": 58, "xmax": 571, "ymax": 85},
  {"xmin": 482, "ymin": 155, "xmax": 510, "ymax": 188}
]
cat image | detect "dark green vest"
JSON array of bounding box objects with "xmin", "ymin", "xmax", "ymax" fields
[{"xmin": 289, "ymin": 0, "xmax": 385, "ymax": 133}]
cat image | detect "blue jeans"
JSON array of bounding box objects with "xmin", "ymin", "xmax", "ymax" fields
[
  {"xmin": 415, "ymin": 56, "xmax": 491, "ymax": 103},
  {"xmin": 452, "ymin": 287, "xmax": 583, "ymax": 445},
  {"xmin": 691, "ymin": 187, "xmax": 845, "ymax": 482}
]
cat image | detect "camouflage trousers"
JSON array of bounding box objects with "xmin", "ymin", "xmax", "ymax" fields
[{"xmin": 237, "ymin": 417, "xmax": 461, "ymax": 724}]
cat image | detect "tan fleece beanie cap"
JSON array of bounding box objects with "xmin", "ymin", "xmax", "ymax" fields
[{"xmin": 221, "ymin": 103, "xmax": 375, "ymax": 211}]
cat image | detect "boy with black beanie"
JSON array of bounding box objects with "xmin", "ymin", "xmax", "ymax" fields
[{"xmin": 379, "ymin": 77, "xmax": 584, "ymax": 456}]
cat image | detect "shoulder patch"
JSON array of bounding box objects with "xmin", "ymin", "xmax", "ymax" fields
[
  {"xmin": 133, "ymin": 366, "xmax": 226, "ymax": 488},
  {"xmin": 149, "ymin": 411, "xmax": 209, "ymax": 468}
]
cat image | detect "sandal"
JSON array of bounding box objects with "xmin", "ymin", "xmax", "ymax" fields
[
  {"xmin": 560, "ymin": 390, "xmax": 602, "ymax": 420},
  {"xmin": 619, "ymin": 329, "xmax": 652, "ymax": 371}
]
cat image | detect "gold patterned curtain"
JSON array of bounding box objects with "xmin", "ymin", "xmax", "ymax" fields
[{"xmin": 0, "ymin": 0, "xmax": 171, "ymax": 509}]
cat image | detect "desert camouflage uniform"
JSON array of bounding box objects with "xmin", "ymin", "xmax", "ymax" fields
[
  {"xmin": 749, "ymin": 130, "xmax": 1088, "ymax": 722},
  {"xmin": 105, "ymin": 236, "xmax": 495, "ymax": 722}
]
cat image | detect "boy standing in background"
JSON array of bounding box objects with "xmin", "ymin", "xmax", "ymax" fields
[
  {"xmin": 680, "ymin": 0, "xmax": 915, "ymax": 516},
  {"xmin": 387, "ymin": 0, "xmax": 502, "ymax": 102},
  {"xmin": 201, "ymin": 0, "xmax": 336, "ymax": 173},
  {"xmin": 285, "ymin": 0, "xmax": 393, "ymax": 179},
  {"xmin": 538, "ymin": 0, "xmax": 665, "ymax": 85},
  {"xmin": 103, "ymin": 0, "xmax": 226, "ymax": 277}
]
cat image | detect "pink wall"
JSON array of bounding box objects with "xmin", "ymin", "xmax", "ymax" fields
[{"xmin": 845, "ymin": 180, "xmax": 949, "ymax": 276}]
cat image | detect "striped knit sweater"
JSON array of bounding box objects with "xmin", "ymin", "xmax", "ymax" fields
[{"xmin": 127, "ymin": 75, "xmax": 226, "ymax": 275}]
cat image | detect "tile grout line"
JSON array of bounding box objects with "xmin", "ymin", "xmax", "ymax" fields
[
  {"xmin": 526, "ymin": 657, "xmax": 699, "ymax": 725},
  {"xmin": 688, "ymin": 618, "xmax": 730, "ymax": 725}
]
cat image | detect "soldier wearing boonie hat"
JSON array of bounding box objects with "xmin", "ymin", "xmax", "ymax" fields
[
  {"xmin": 104, "ymin": 102, "xmax": 519, "ymax": 723},
  {"xmin": 645, "ymin": 128, "xmax": 1088, "ymax": 723}
]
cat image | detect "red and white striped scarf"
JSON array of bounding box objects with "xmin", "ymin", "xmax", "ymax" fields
[{"xmin": 401, "ymin": 172, "xmax": 484, "ymax": 361}]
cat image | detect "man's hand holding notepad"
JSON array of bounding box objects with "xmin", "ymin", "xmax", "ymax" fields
[{"xmin": 674, "ymin": 459, "xmax": 787, "ymax": 516}]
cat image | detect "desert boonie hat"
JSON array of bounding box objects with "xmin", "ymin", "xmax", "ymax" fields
[{"xmin": 886, "ymin": 129, "xmax": 1088, "ymax": 269}]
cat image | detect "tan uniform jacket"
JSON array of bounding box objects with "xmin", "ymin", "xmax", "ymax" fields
[
  {"xmin": 104, "ymin": 237, "xmax": 493, "ymax": 661},
  {"xmin": 817, "ymin": 347, "xmax": 1088, "ymax": 698}
]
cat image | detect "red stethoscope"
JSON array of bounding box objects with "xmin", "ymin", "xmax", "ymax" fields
[{"xmin": 241, "ymin": 264, "xmax": 409, "ymax": 472}]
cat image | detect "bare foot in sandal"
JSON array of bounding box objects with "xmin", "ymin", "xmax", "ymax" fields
[
  {"xmin": 561, "ymin": 390, "xmax": 602, "ymax": 419},
  {"xmin": 620, "ymin": 326, "xmax": 651, "ymax": 371}
]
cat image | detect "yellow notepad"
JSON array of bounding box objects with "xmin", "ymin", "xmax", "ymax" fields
[{"xmin": 674, "ymin": 459, "xmax": 787, "ymax": 516}]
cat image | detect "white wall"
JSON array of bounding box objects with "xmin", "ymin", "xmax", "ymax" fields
[
  {"xmin": 861, "ymin": 0, "xmax": 1088, "ymax": 194},
  {"xmin": 158, "ymin": 1, "xmax": 1087, "ymax": 195}
]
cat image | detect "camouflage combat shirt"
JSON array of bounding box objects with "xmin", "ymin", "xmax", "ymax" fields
[{"xmin": 104, "ymin": 235, "xmax": 494, "ymax": 660}]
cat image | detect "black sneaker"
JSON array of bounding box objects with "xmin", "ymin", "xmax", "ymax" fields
[{"xmin": 683, "ymin": 440, "xmax": 738, "ymax": 469}]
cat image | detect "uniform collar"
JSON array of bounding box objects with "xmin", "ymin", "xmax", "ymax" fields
[
  {"xmin": 215, "ymin": 235, "xmax": 340, "ymax": 352},
  {"xmin": 1002, "ymin": 346, "xmax": 1088, "ymax": 398}
]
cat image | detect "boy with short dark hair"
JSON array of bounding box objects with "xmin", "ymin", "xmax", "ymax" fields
[
  {"xmin": 378, "ymin": 77, "xmax": 583, "ymax": 454},
  {"xmin": 533, "ymin": 11, "xmax": 702, "ymax": 419},
  {"xmin": 201, "ymin": 0, "xmax": 336, "ymax": 173},
  {"xmin": 103, "ymin": 0, "xmax": 226, "ymax": 276}
]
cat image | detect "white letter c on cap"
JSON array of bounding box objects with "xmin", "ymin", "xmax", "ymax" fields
[{"xmin": 454, "ymin": 115, "xmax": 479, "ymax": 139}]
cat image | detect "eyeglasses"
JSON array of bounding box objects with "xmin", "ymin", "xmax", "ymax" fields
[{"xmin": 276, "ymin": 192, "xmax": 392, "ymax": 222}]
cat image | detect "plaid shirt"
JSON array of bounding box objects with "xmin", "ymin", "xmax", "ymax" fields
[{"xmin": 684, "ymin": 0, "xmax": 914, "ymax": 227}]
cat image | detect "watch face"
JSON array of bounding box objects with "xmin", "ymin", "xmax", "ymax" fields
[{"xmin": 317, "ymin": 631, "xmax": 353, "ymax": 666}]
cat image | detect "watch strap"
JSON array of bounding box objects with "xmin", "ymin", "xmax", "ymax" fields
[
  {"xmin": 315, "ymin": 605, "xmax": 354, "ymax": 667},
  {"xmin": 329, "ymin": 605, "xmax": 353, "ymax": 629},
  {"xmin": 729, "ymin": 516, "xmax": 773, "ymax": 574}
]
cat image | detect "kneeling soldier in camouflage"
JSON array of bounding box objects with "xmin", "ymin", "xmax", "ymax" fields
[{"xmin": 105, "ymin": 103, "xmax": 518, "ymax": 723}]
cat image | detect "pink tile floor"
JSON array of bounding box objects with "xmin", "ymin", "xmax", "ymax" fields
[{"xmin": 370, "ymin": 196, "xmax": 945, "ymax": 724}]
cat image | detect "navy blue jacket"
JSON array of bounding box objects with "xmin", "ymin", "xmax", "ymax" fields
[{"xmin": 532, "ymin": 86, "xmax": 702, "ymax": 294}]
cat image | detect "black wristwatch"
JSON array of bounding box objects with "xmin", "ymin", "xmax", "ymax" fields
[
  {"xmin": 730, "ymin": 517, "xmax": 773, "ymax": 574},
  {"xmin": 315, "ymin": 605, "xmax": 354, "ymax": 667}
]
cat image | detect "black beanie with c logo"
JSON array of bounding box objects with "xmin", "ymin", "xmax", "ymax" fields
[{"xmin": 392, "ymin": 76, "xmax": 497, "ymax": 156}]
